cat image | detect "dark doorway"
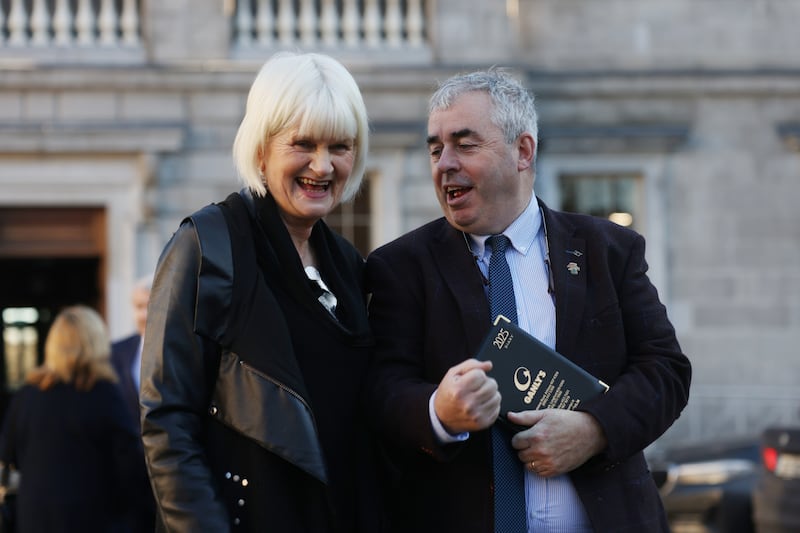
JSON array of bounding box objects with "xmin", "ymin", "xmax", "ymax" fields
[{"xmin": 0, "ymin": 207, "xmax": 106, "ymax": 425}]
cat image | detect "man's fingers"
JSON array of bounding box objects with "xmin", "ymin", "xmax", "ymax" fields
[
  {"xmin": 451, "ymin": 358, "xmax": 493, "ymax": 377},
  {"xmin": 506, "ymin": 409, "xmax": 545, "ymax": 426}
]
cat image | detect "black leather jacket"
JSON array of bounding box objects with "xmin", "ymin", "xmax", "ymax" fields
[{"xmin": 140, "ymin": 191, "xmax": 376, "ymax": 532}]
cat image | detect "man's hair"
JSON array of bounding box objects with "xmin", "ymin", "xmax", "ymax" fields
[
  {"xmin": 429, "ymin": 68, "xmax": 538, "ymax": 158},
  {"xmin": 232, "ymin": 51, "xmax": 369, "ymax": 202}
]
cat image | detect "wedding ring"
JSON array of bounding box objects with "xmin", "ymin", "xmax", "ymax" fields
[{"xmin": 528, "ymin": 461, "xmax": 535, "ymax": 470}]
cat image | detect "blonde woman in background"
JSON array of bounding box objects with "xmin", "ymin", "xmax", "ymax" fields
[{"xmin": 0, "ymin": 305, "xmax": 148, "ymax": 533}]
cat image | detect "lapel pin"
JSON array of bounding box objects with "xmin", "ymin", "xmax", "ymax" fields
[{"xmin": 566, "ymin": 262, "xmax": 580, "ymax": 275}]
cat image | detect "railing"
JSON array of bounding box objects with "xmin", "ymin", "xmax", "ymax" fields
[
  {"xmin": 230, "ymin": 0, "xmax": 430, "ymax": 62},
  {"xmin": 0, "ymin": 0, "xmax": 431, "ymax": 64},
  {"xmin": 0, "ymin": 0, "xmax": 140, "ymax": 48}
]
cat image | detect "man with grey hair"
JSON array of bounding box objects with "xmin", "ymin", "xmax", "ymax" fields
[
  {"xmin": 112, "ymin": 273, "xmax": 153, "ymax": 428},
  {"xmin": 365, "ymin": 68, "xmax": 691, "ymax": 532},
  {"xmin": 111, "ymin": 273, "xmax": 155, "ymax": 532}
]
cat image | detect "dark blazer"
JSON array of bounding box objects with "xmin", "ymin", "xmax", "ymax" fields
[
  {"xmin": 111, "ymin": 333, "xmax": 141, "ymax": 428},
  {"xmin": 0, "ymin": 381, "xmax": 145, "ymax": 533},
  {"xmin": 111, "ymin": 334, "xmax": 157, "ymax": 533},
  {"xmin": 365, "ymin": 199, "xmax": 692, "ymax": 533}
]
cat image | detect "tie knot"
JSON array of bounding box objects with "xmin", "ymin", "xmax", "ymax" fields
[{"xmin": 488, "ymin": 234, "xmax": 510, "ymax": 254}]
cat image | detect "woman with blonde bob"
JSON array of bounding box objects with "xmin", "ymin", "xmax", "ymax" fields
[
  {"xmin": 0, "ymin": 305, "xmax": 146, "ymax": 532},
  {"xmin": 140, "ymin": 52, "xmax": 385, "ymax": 532},
  {"xmin": 30, "ymin": 304, "xmax": 117, "ymax": 390}
]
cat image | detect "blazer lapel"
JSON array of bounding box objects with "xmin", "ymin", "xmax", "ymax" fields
[
  {"xmin": 428, "ymin": 220, "xmax": 491, "ymax": 352},
  {"xmin": 541, "ymin": 204, "xmax": 587, "ymax": 359}
]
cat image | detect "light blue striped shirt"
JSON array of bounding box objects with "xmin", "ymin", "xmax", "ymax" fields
[{"xmin": 431, "ymin": 197, "xmax": 593, "ymax": 532}]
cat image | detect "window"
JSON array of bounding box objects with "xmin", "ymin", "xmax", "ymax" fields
[
  {"xmin": 325, "ymin": 176, "xmax": 372, "ymax": 257},
  {"xmin": 559, "ymin": 173, "xmax": 642, "ymax": 230},
  {"xmin": 2, "ymin": 307, "xmax": 41, "ymax": 392},
  {"xmin": 536, "ymin": 157, "xmax": 667, "ymax": 298}
]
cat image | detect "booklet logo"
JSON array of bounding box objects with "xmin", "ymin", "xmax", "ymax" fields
[{"xmin": 513, "ymin": 366, "xmax": 547, "ymax": 404}]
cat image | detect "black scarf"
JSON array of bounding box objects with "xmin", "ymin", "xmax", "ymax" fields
[{"xmin": 248, "ymin": 191, "xmax": 370, "ymax": 341}]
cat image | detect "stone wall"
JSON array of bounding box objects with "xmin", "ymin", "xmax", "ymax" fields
[{"xmin": 0, "ymin": 0, "xmax": 799, "ymax": 448}]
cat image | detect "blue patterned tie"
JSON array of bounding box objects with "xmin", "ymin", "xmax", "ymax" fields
[
  {"xmin": 487, "ymin": 235, "xmax": 517, "ymax": 325},
  {"xmin": 487, "ymin": 235, "xmax": 527, "ymax": 532}
]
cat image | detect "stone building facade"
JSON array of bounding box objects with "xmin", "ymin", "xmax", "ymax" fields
[{"xmin": 1, "ymin": 0, "xmax": 799, "ymax": 449}]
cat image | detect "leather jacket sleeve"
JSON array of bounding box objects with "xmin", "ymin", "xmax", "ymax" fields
[{"xmin": 140, "ymin": 220, "xmax": 231, "ymax": 533}]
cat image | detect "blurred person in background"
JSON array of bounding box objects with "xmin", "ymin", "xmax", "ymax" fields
[
  {"xmin": 111, "ymin": 274, "xmax": 152, "ymax": 428},
  {"xmin": 111, "ymin": 274, "xmax": 156, "ymax": 532},
  {"xmin": 0, "ymin": 305, "xmax": 146, "ymax": 533},
  {"xmin": 140, "ymin": 51, "xmax": 384, "ymax": 532}
]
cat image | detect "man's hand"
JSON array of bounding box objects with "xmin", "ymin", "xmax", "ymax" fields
[
  {"xmin": 433, "ymin": 359, "xmax": 501, "ymax": 434},
  {"xmin": 507, "ymin": 409, "xmax": 607, "ymax": 477}
]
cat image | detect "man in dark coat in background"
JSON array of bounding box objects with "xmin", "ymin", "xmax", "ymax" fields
[{"xmin": 111, "ymin": 274, "xmax": 156, "ymax": 532}]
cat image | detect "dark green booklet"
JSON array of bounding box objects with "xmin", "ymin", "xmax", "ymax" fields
[{"xmin": 477, "ymin": 315, "xmax": 609, "ymax": 426}]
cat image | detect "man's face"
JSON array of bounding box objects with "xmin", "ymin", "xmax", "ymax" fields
[
  {"xmin": 132, "ymin": 286, "xmax": 150, "ymax": 337},
  {"xmin": 426, "ymin": 91, "xmax": 534, "ymax": 235}
]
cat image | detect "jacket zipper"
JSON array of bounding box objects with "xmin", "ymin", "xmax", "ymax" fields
[{"xmin": 237, "ymin": 360, "xmax": 314, "ymax": 414}]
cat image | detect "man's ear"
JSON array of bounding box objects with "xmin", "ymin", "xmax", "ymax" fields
[{"xmin": 517, "ymin": 133, "xmax": 536, "ymax": 172}]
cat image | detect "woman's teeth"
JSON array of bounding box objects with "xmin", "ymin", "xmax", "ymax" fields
[{"xmin": 298, "ymin": 177, "xmax": 330, "ymax": 191}]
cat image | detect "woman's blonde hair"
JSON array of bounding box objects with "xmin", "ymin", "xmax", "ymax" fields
[
  {"xmin": 27, "ymin": 305, "xmax": 117, "ymax": 391},
  {"xmin": 232, "ymin": 51, "xmax": 369, "ymax": 202}
]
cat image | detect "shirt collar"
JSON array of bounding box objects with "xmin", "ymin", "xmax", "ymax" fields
[{"xmin": 467, "ymin": 197, "xmax": 543, "ymax": 259}]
